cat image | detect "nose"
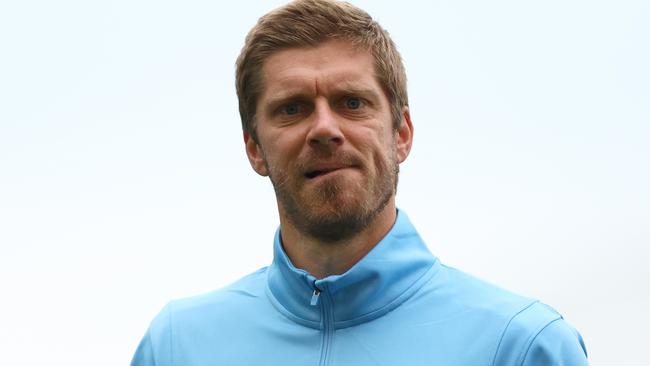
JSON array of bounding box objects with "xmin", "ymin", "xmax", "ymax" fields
[{"xmin": 306, "ymin": 99, "xmax": 344, "ymax": 148}]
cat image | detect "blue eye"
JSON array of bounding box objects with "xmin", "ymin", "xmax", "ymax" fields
[
  {"xmin": 345, "ymin": 97, "xmax": 363, "ymax": 110},
  {"xmin": 283, "ymin": 103, "xmax": 301, "ymax": 115}
]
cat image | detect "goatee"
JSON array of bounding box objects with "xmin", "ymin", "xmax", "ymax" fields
[{"xmin": 267, "ymin": 153, "xmax": 398, "ymax": 243}]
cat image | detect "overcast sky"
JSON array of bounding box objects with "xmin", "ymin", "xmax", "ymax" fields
[{"xmin": 1, "ymin": 1, "xmax": 648, "ymax": 365}]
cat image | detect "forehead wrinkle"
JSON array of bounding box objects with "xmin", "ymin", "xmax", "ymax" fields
[
  {"xmin": 315, "ymin": 69, "xmax": 382, "ymax": 97},
  {"xmin": 262, "ymin": 76, "xmax": 317, "ymax": 106},
  {"xmin": 261, "ymin": 51, "xmax": 381, "ymax": 108}
]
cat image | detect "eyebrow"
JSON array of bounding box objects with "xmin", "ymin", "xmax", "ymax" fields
[
  {"xmin": 263, "ymin": 91, "xmax": 313, "ymax": 115},
  {"xmin": 335, "ymin": 86, "xmax": 382, "ymax": 102},
  {"xmin": 262, "ymin": 82, "xmax": 382, "ymax": 114}
]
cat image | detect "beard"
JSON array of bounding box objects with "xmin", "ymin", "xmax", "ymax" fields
[{"xmin": 265, "ymin": 149, "xmax": 399, "ymax": 243}]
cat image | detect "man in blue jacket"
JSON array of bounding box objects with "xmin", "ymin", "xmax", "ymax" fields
[{"xmin": 131, "ymin": 1, "xmax": 589, "ymax": 365}]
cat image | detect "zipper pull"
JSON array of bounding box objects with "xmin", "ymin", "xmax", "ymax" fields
[{"xmin": 310, "ymin": 288, "xmax": 321, "ymax": 306}]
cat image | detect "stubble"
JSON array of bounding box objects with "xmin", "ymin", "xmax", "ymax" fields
[{"xmin": 265, "ymin": 149, "xmax": 398, "ymax": 243}]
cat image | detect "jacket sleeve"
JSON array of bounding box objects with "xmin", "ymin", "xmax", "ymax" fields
[
  {"xmin": 130, "ymin": 303, "xmax": 174, "ymax": 366},
  {"xmin": 492, "ymin": 302, "xmax": 588, "ymax": 366},
  {"xmin": 521, "ymin": 318, "xmax": 588, "ymax": 366},
  {"xmin": 131, "ymin": 332, "xmax": 156, "ymax": 366}
]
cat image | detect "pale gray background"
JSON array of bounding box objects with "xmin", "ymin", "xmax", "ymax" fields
[{"xmin": 1, "ymin": 0, "xmax": 648, "ymax": 365}]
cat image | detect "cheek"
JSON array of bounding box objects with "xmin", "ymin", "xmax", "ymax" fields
[
  {"xmin": 360, "ymin": 140, "xmax": 394, "ymax": 174},
  {"xmin": 259, "ymin": 136, "xmax": 303, "ymax": 173},
  {"xmin": 374, "ymin": 148, "xmax": 394, "ymax": 172},
  {"xmin": 368, "ymin": 130, "xmax": 397, "ymax": 160}
]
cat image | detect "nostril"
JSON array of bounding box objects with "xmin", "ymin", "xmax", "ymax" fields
[{"xmin": 309, "ymin": 136, "xmax": 343, "ymax": 146}]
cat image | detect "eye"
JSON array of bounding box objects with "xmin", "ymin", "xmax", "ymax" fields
[
  {"xmin": 344, "ymin": 97, "xmax": 364, "ymax": 110},
  {"xmin": 282, "ymin": 102, "xmax": 302, "ymax": 115}
]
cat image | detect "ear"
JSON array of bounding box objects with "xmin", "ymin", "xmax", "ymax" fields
[
  {"xmin": 395, "ymin": 107, "xmax": 414, "ymax": 163},
  {"xmin": 244, "ymin": 131, "xmax": 269, "ymax": 176}
]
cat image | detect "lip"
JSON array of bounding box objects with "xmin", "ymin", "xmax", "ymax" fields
[{"xmin": 304, "ymin": 164, "xmax": 355, "ymax": 180}]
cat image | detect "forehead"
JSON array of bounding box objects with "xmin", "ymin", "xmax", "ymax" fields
[{"xmin": 258, "ymin": 40, "xmax": 382, "ymax": 102}]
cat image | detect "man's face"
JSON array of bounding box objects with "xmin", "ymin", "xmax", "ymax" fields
[{"xmin": 245, "ymin": 40, "xmax": 412, "ymax": 242}]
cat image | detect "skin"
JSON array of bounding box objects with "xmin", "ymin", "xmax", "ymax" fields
[{"xmin": 244, "ymin": 40, "xmax": 413, "ymax": 279}]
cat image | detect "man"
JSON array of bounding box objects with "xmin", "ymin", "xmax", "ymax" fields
[{"xmin": 132, "ymin": 1, "xmax": 588, "ymax": 365}]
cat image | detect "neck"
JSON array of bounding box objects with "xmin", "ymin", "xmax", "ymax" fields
[{"xmin": 278, "ymin": 200, "xmax": 398, "ymax": 279}]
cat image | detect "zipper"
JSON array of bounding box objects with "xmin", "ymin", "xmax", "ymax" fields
[
  {"xmin": 310, "ymin": 288, "xmax": 321, "ymax": 306},
  {"xmin": 312, "ymin": 284, "xmax": 334, "ymax": 366}
]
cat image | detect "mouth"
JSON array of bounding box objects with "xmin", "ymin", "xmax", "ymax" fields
[{"xmin": 304, "ymin": 166, "xmax": 352, "ymax": 180}]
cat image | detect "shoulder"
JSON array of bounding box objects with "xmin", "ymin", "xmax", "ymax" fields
[
  {"xmin": 420, "ymin": 264, "xmax": 588, "ymax": 365},
  {"xmin": 167, "ymin": 266, "xmax": 269, "ymax": 319},
  {"xmin": 430, "ymin": 264, "xmax": 540, "ymax": 318},
  {"xmin": 140, "ymin": 267, "xmax": 269, "ymax": 360},
  {"xmin": 492, "ymin": 301, "xmax": 588, "ymax": 365}
]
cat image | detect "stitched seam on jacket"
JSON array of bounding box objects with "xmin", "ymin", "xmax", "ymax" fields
[
  {"xmin": 490, "ymin": 300, "xmax": 539, "ymax": 366},
  {"xmin": 518, "ymin": 317, "xmax": 562, "ymax": 366},
  {"xmin": 264, "ymin": 278, "xmax": 322, "ymax": 328},
  {"xmin": 169, "ymin": 301, "xmax": 174, "ymax": 366},
  {"xmin": 146, "ymin": 331, "xmax": 157, "ymax": 366},
  {"xmin": 334, "ymin": 258, "xmax": 441, "ymax": 329}
]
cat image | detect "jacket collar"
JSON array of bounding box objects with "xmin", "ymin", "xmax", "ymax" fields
[{"xmin": 266, "ymin": 210, "xmax": 440, "ymax": 329}]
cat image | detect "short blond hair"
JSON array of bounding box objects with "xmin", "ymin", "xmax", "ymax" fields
[{"xmin": 235, "ymin": 0, "xmax": 408, "ymax": 139}]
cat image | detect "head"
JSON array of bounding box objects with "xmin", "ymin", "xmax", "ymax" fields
[
  {"xmin": 236, "ymin": 0, "xmax": 408, "ymax": 141},
  {"xmin": 237, "ymin": 0, "xmax": 413, "ymax": 243}
]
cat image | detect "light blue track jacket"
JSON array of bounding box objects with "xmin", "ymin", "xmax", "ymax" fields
[{"xmin": 132, "ymin": 211, "xmax": 588, "ymax": 365}]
